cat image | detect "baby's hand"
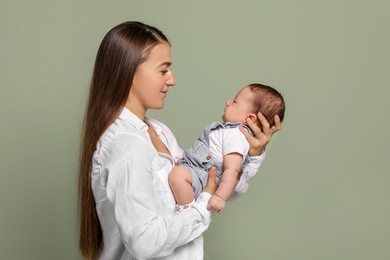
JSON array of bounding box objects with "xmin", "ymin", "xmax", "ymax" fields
[{"xmin": 207, "ymin": 194, "xmax": 226, "ymax": 214}]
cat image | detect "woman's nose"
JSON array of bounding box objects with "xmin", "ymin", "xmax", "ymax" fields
[
  {"xmin": 166, "ymin": 72, "xmax": 176, "ymax": 87},
  {"xmin": 226, "ymin": 100, "xmax": 231, "ymax": 106}
]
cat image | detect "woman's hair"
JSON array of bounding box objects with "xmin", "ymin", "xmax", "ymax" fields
[
  {"xmin": 248, "ymin": 83, "xmax": 285, "ymax": 127},
  {"xmin": 78, "ymin": 21, "xmax": 169, "ymax": 259}
]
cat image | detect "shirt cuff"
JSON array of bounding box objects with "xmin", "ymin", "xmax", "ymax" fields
[
  {"xmin": 197, "ymin": 192, "xmax": 212, "ymax": 202},
  {"xmin": 192, "ymin": 192, "xmax": 212, "ymax": 220},
  {"xmin": 248, "ymin": 149, "xmax": 266, "ymax": 165}
]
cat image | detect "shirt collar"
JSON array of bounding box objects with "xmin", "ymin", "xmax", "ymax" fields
[
  {"xmin": 118, "ymin": 107, "xmax": 148, "ymax": 131},
  {"xmin": 145, "ymin": 118, "xmax": 162, "ymax": 136}
]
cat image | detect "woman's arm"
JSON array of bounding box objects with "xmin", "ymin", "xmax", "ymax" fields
[{"xmin": 104, "ymin": 133, "xmax": 212, "ymax": 259}]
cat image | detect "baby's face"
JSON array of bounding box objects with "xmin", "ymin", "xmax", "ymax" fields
[{"xmin": 222, "ymin": 87, "xmax": 253, "ymax": 123}]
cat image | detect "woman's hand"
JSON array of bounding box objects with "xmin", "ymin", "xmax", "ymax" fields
[
  {"xmin": 240, "ymin": 113, "xmax": 282, "ymax": 156},
  {"xmin": 203, "ymin": 166, "xmax": 217, "ymax": 195}
]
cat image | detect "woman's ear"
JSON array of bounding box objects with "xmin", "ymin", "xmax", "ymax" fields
[{"xmin": 247, "ymin": 113, "xmax": 257, "ymax": 123}]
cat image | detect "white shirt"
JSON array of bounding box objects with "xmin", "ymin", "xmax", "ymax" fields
[
  {"xmin": 209, "ymin": 126, "xmax": 250, "ymax": 162},
  {"xmin": 92, "ymin": 108, "xmax": 265, "ymax": 259}
]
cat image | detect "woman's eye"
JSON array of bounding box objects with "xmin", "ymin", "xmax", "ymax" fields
[{"xmin": 161, "ymin": 70, "xmax": 168, "ymax": 75}]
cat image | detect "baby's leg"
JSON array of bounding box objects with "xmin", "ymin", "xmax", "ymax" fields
[{"xmin": 169, "ymin": 165, "xmax": 194, "ymax": 205}]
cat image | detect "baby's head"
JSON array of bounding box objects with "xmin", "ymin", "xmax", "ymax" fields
[
  {"xmin": 222, "ymin": 83, "xmax": 285, "ymax": 127},
  {"xmin": 247, "ymin": 83, "xmax": 285, "ymax": 127}
]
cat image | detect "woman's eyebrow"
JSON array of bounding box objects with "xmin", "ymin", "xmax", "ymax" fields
[{"xmin": 158, "ymin": 61, "xmax": 172, "ymax": 67}]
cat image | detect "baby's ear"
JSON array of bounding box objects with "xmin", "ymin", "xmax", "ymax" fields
[{"xmin": 247, "ymin": 113, "xmax": 257, "ymax": 123}]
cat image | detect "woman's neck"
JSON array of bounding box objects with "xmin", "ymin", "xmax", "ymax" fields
[{"xmin": 125, "ymin": 102, "xmax": 146, "ymax": 122}]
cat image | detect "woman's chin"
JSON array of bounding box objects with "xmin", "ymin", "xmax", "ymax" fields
[{"xmin": 150, "ymin": 103, "xmax": 164, "ymax": 110}]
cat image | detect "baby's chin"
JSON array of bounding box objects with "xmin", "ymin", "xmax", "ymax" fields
[{"xmin": 221, "ymin": 115, "xmax": 232, "ymax": 123}]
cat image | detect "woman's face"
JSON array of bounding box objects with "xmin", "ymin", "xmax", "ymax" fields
[{"xmin": 126, "ymin": 42, "xmax": 176, "ymax": 118}]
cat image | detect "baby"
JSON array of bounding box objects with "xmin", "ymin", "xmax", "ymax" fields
[{"xmin": 169, "ymin": 83, "xmax": 285, "ymax": 213}]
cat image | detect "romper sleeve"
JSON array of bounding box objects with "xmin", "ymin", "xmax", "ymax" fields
[{"xmin": 104, "ymin": 132, "xmax": 211, "ymax": 259}]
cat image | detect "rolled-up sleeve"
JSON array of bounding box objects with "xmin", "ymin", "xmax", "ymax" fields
[{"xmin": 103, "ymin": 133, "xmax": 211, "ymax": 259}]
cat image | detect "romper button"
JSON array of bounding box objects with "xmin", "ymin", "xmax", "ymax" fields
[{"xmin": 206, "ymin": 155, "xmax": 211, "ymax": 160}]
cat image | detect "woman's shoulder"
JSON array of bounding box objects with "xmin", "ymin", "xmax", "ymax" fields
[{"xmin": 97, "ymin": 118, "xmax": 148, "ymax": 151}]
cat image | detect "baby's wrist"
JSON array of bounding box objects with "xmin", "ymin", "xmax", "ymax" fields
[{"xmin": 214, "ymin": 193, "xmax": 226, "ymax": 202}]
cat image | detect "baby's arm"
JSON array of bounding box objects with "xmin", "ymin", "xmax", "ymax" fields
[{"xmin": 207, "ymin": 152, "xmax": 243, "ymax": 214}]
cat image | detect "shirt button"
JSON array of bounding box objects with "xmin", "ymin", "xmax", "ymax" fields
[{"xmin": 206, "ymin": 155, "xmax": 211, "ymax": 160}]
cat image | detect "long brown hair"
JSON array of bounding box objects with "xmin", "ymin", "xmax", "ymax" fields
[{"xmin": 78, "ymin": 21, "xmax": 169, "ymax": 259}]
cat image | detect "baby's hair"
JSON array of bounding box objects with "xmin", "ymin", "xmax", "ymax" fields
[{"xmin": 247, "ymin": 83, "xmax": 285, "ymax": 127}]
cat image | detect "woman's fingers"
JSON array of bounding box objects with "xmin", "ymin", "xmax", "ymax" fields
[
  {"xmin": 203, "ymin": 166, "xmax": 217, "ymax": 194},
  {"xmin": 270, "ymin": 115, "xmax": 281, "ymax": 135},
  {"xmin": 257, "ymin": 112, "xmax": 271, "ymax": 137},
  {"xmin": 244, "ymin": 115, "xmax": 262, "ymax": 137},
  {"xmin": 239, "ymin": 124, "xmax": 254, "ymax": 142},
  {"xmin": 241, "ymin": 112, "xmax": 282, "ymax": 156}
]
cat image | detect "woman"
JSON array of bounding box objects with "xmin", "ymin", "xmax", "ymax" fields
[{"xmin": 79, "ymin": 21, "xmax": 281, "ymax": 260}]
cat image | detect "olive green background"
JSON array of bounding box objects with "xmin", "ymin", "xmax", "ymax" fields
[{"xmin": 1, "ymin": 0, "xmax": 389, "ymax": 259}]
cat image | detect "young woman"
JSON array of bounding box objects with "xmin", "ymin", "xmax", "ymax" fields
[{"xmin": 78, "ymin": 21, "xmax": 281, "ymax": 260}]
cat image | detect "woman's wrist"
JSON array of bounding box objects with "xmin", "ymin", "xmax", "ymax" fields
[{"xmin": 248, "ymin": 147, "xmax": 265, "ymax": 157}]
